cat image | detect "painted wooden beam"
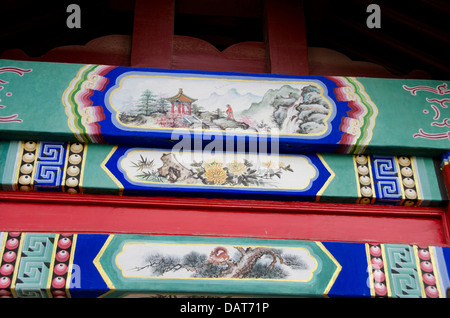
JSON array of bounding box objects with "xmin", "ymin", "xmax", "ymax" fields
[
  {"xmin": 1, "ymin": 230, "xmax": 449, "ymax": 298},
  {"xmin": 130, "ymin": 0, "xmax": 174, "ymax": 68},
  {"xmin": 264, "ymin": 0, "xmax": 309, "ymax": 75},
  {"xmin": 1, "ymin": 141, "xmax": 446, "ymax": 207},
  {"xmin": 1, "ymin": 59, "xmax": 449, "ymax": 156},
  {"xmin": 0, "ymin": 191, "xmax": 447, "ymax": 245}
]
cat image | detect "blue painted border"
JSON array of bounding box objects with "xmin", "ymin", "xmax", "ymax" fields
[
  {"xmin": 103, "ymin": 146, "xmax": 333, "ymax": 201},
  {"xmin": 90, "ymin": 67, "xmax": 351, "ymax": 153}
]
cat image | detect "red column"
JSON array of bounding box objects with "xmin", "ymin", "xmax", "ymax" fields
[
  {"xmin": 131, "ymin": 0, "xmax": 174, "ymax": 68},
  {"xmin": 188, "ymin": 103, "xmax": 191, "ymax": 115},
  {"xmin": 265, "ymin": 0, "xmax": 309, "ymax": 75}
]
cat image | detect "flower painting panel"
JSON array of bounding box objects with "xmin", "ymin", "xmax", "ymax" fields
[{"xmin": 118, "ymin": 149, "xmax": 318, "ymax": 191}]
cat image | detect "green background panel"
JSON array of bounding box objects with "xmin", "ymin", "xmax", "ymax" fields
[{"xmin": 82, "ymin": 144, "xmax": 120, "ymax": 194}]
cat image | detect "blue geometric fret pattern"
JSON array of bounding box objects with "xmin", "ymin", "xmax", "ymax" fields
[
  {"xmin": 33, "ymin": 142, "xmax": 67, "ymax": 191},
  {"xmin": 370, "ymin": 155, "xmax": 402, "ymax": 205}
]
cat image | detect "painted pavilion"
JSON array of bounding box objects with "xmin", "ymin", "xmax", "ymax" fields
[{"xmin": 166, "ymin": 88, "xmax": 197, "ymax": 115}]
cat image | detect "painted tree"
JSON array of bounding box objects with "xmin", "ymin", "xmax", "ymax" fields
[
  {"xmin": 191, "ymin": 104, "xmax": 205, "ymax": 116},
  {"xmin": 136, "ymin": 89, "xmax": 157, "ymax": 116},
  {"xmin": 155, "ymin": 97, "xmax": 170, "ymax": 114},
  {"xmin": 133, "ymin": 246, "xmax": 309, "ymax": 279}
]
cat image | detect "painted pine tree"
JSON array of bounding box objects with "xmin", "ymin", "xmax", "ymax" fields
[{"xmin": 136, "ymin": 89, "xmax": 157, "ymax": 116}]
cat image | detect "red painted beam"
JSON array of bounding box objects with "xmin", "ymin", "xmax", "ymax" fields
[
  {"xmin": 264, "ymin": 0, "xmax": 309, "ymax": 75},
  {"xmin": 0, "ymin": 191, "xmax": 447, "ymax": 246},
  {"xmin": 0, "ymin": 191, "xmax": 444, "ymax": 217},
  {"xmin": 130, "ymin": 0, "xmax": 174, "ymax": 68}
]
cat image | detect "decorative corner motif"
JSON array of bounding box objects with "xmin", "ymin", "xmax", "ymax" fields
[
  {"xmin": 0, "ymin": 66, "xmax": 32, "ymax": 124},
  {"xmin": 62, "ymin": 65, "xmax": 115, "ymax": 143},
  {"xmin": 329, "ymin": 77, "xmax": 379, "ymax": 154},
  {"xmin": 403, "ymin": 83, "xmax": 450, "ymax": 142}
]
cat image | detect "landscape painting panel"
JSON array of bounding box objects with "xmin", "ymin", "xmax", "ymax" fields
[{"xmin": 109, "ymin": 74, "xmax": 335, "ymax": 136}]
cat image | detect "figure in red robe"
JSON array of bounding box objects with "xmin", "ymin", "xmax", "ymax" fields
[{"xmin": 226, "ymin": 104, "xmax": 234, "ymax": 120}]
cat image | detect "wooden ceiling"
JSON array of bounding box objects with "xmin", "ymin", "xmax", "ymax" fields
[
  {"xmin": 0, "ymin": 0, "xmax": 448, "ymax": 79},
  {"xmin": 303, "ymin": 0, "xmax": 450, "ymax": 79}
]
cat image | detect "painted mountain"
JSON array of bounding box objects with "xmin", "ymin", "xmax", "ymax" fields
[
  {"xmin": 196, "ymin": 88, "xmax": 262, "ymax": 113},
  {"xmin": 240, "ymin": 84, "xmax": 332, "ymax": 134}
]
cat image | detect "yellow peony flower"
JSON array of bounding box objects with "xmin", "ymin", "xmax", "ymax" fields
[
  {"xmin": 205, "ymin": 167, "xmax": 227, "ymax": 184},
  {"xmin": 203, "ymin": 157, "xmax": 223, "ymax": 170},
  {"xmin": 227, "ymin": 161, "xmax": 247, "ymax": 176},
  {"xmin": 262, "ymin": 160, "xmax": 278, "ymax": 170}
]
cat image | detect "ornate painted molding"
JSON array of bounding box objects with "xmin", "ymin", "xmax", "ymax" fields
[
  {"xmin": 0, "ymin": 141, "xmax": 447, "ymax": 206},
  {"xmin": 0, "ymin": 59, "xmax": 448, "ymax": 156},
  {"xmin": 0, "ymin": 232, "xmax": 449, "ymax": 298}
]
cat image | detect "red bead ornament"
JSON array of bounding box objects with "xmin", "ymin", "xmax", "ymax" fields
[
  {"xmin": 374, "ymin": 282, "xmax": 387, "ymax": 296},
  {"xmin": 371, "ymin": 257, "xmax": 383, "ymax": 269},
  {"xmin": 2, "ymin": 251, "xmax": 16, "ymax": 262},
  {"xmin": 54, "ymin": 263, "xmax": 68, "ymax": 275},
  {"xmin": 420, "ymin": 261, "xmax": 433, "ymax": 272},
  {"xmin": 55, "ymin": 250, "xmax": 70, "ymax": 262},
  {"xmin": 52, "ymin": 277, "xmax": 66, "ymax": 289},
  {"xmin": 52, "ymin": 289, "xmax": 66, "ymax": 296},
  {"xmin": 5, "ymin": 238, "xmax": 19, "ymax": 250},
  {"xmin": 0, "ymin": 277, "xmax": 11, "ymax": 289},
  {"xmin": 418, "ymin": 249, "xmax": 431, "ymax": 261},
  {"xmin": 370, "ymin": 245, "xmax": 382, "ymax": 257},
  {"xmin": 372, "ymin": 269, "xmax": 385, "ymax": 282},
  {"xmin": 0, "ymin": 264, "xmax": 14, "ymax": 276},
  {"xmin": 58, "ymin": 237, "xmax": 72, "ymax": 249},
  {"xmin": 425, "ymin": 286, "xmax": 439, "ymax": 298},
  {"xmin": 422, "ymin": 273, "xmax": 436, "ymax": 286}
]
